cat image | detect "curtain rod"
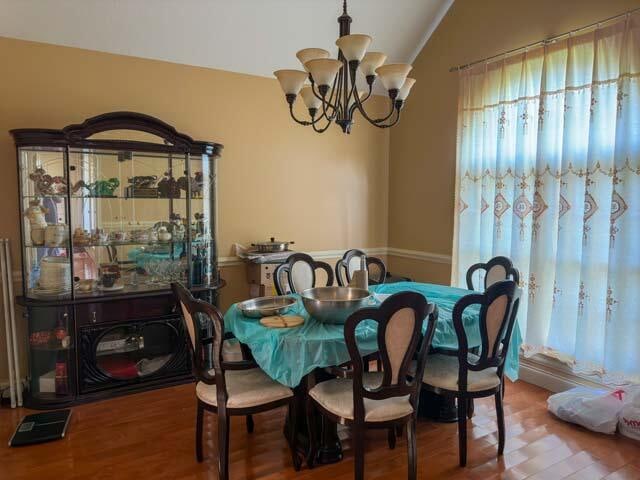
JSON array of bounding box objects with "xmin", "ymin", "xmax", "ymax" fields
[{"xmin": 449, "ymin": 7, "xmax": 640, "ymax": 73}]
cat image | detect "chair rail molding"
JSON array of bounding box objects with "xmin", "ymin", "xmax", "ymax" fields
[
  {"xmin": 386, "ymin": 247, "xmax": 452, "ymax": 264},
  {"xmin": 219, "ymin": 247, "xmax": 451, "ymax": 267}
]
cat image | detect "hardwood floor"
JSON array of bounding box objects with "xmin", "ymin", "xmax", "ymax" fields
[{"xmin": 1, "ymin": 380, "xmax": 639, "ymax": 479}]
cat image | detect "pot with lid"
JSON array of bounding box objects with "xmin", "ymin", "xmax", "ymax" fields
[{"xmin": 251, "ymin": 237, "xmax": 294, "ymax": 253}]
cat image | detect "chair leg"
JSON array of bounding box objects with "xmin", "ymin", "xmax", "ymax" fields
[
  {"xmin": 306, "ymin": 397, "xmax": 318, "ymax": 469},
  {"xmin": 289, "ymin": 400, "xmax": 301, "ymax": 471},
  {"xmin": 457, "ymin": 397, "xmax": 468, "ymax": 467},
  {"xmin": 502, "ymin": 379, "xmax": 506, "ymax": 399},
  {"xmin": 407, "ymin": 417, "xmax": 417, "ymax": 480},
  {"xmin": 246, "ymin": 414, "xmax": 254, "ymax": 434},
  {"xmin": 196, "ymin": 400, "xmax": 204, "ymax": 462},
  {"xmin": 387, "ymin": 427, "xmax": 396, "ymax": 450},
  {"xmin": 217, "ymin": 410, "xmax": 230, "ymax": 480},
  {"xmin": 495, "ymin": 391, "xmax": 505, "ymax": 456},
  {"xmin": 467, "ymin": 398, "xmax": 475, "ymax": 419},
  {"xmin": 353, "ymin": 426, "xmax": 366, "ymax": 480}
]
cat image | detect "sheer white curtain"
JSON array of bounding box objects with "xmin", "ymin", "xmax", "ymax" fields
[{"xmin": 452, "ymin": 12, "xmax": 640, "ymax": 383}]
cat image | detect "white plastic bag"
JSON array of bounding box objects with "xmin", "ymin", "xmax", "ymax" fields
[
  {"xmin": 547, "ymin": 387, "xmax": 626, "ymax": 434},
  {"xmin": 619, "ymin": 386, "xmax": 640, "ymax": 441}
]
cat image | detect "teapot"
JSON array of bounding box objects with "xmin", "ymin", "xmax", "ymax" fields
[{"xmin": 157, "ymin": 226, "xmax": 172, "ymax": 242}]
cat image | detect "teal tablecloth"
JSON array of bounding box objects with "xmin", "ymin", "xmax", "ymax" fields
[{"xmin": 224, "ymin": 282, "xmax": 522, "ymax": 388}]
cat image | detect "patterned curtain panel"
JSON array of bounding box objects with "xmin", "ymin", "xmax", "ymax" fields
[{"xmin": 452, "ymin": 13, "xmax": 640, "ymax": 383}]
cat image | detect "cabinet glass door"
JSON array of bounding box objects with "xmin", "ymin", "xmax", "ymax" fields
[
  {"xmin": 19, "ymin": 147, "xmax": 72, "ymax": 300},
  {"xmin": 94, "ymin": 322, "xmax": 179, "ymax": 380},
  {"xmin": 188, "ymin": 153, "xmax": 218, "ymax": 287}
]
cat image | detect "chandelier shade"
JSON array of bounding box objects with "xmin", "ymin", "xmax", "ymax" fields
[
  {"xmin": 397, "ymin": 78, "xmax": 416, "ymax": 101},
  {"xmin": 375, "ymin": 64, "xmax": 413, "ymax": 91},
  {"xmin": 274, "ymin": 0, "xmax": 415, "ymax": 134},
  {"xmin": 335, "ymin": 34, "xmax": 372, "ymax": 62},
  {"xmin": 300, "ymin": 86, "xmax": 323, "ymax": 110},
  {"xmin": 273, "ymin": 70, "xmax": 309, "ymax": 95},
  {"xmin": 360, "ymin": 52, "xmax": 387, "ymax": 77},
  {"xmin": 304, "ymin": 59, "xmax": 343, "ymax": 87},
  {"xmin": 296, "ymin": 48, "xmax": 331, "ymax": 71}
]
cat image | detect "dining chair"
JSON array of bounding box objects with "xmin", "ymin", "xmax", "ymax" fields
[
  {"xmin": 305, "ymin": 291, "xmax": 438, "ymax": 480},
  {"xmin": 171, "ymin": 283, "xmax": 299, "ymax": 479},
  {"xmin": 421, "ymin": 280, "xmax": 521, "ymax": 467},
  {"xmin": 465, "ymin": 255, "xmax": 520, "ymax": 291},
  {"xmin": 274, "ymin": 252, "xmax": 334, "ymax": 295},
  {"xmin": 335, "ymin": 249, "xmax": 387, "ymax": 286}
]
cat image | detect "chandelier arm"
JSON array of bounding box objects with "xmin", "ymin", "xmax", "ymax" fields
[
  {"xmin": 348, "ymin": 65, "xmax": 396, "ymax": 123},
  {"xmin": 312, "ymin": 115, "xmax": 334, "ymax": 133},
  {"xmin": 354, "ymin": 97, "xmax": 401, "ymax": 128},
  {"xmin": 288, "ymin": 104, "xmax": 323, "ymax": 126},
  {"xmin": 372, "ymin": 107, "xmax": 402, "ymax": 129},
  {"xmin": 311, "ymin": 76, "xmax": 339, "ymax": 112},
  {"xmin": 348, "ymin": 82, "xmax": 373, "ymax": 118}
]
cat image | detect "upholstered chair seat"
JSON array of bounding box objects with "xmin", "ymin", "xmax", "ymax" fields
[
  {"xmin": 309, "ymin": 372, "xmax": 412, "ymax": 422},
  {"xmin": 196, "ymin": 369, "xmax": 293, "ymax": 408},
  {"xmin": 422, "ymin": 354, "xmax": 500, "ymax": 392}
]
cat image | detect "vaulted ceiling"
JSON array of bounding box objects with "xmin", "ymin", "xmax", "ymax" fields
[{"xmin": 0, "ymin": 0, "xmax": 452, "ymax": 78}]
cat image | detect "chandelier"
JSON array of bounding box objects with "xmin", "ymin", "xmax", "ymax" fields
[{"xmin": 273, "ymin": 0, "xmax": 415, "ymax": 134}]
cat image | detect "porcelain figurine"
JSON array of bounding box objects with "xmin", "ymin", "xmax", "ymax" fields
[
  {"xmin": 24, "ymin": 199, "xmax": 49, "ymax": 245},
  {"xmin": 170, "ymin": 213, "xmax": 186, "ymax": 241},
  {"xmin": 72, "ymin": 228, "xmax": 91, "ymax": 246},
  {"xmin": 129, "ymin": 175, "xmax": 158, "ymax": 189},
  {"xmin": 177, "ymin": 171, "xmax": 204, "ymax": 198},
  {"xmin": 75, "ymin": 178, "xmax": 120, "ymax": 197},
  {"xmin": 158, "ymin": 172, "xmax": 180, "ymax": 198},
  {"xmin": 29, "ymin": 168, "xmax": 70, "ymax": 196}
]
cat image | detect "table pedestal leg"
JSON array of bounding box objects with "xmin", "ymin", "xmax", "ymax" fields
[
  {"xmin": 284, "ymin": 369, "xmax": 343, "ymax": 467},
  {"xmin": 418, "ymin": 389, "xmax": 458, "ymax": 423}
]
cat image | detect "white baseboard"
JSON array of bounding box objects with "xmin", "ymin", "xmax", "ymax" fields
[{"xmin": 519, "ymin": 355, "xmax": 609, "ymax": 393}]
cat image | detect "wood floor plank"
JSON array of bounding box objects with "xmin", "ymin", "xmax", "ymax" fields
[{"xmin": 1, "ymin": 380, "xmax": 639, "ymax": 479}]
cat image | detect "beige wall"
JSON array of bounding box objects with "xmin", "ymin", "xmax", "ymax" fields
[
  {"xmin": 387, "ymin": 0, "xmax": 640, "ymax": 282},
  {"xmin": 0, "ymin": 37, "xmax": 390, "ymax": 381}
]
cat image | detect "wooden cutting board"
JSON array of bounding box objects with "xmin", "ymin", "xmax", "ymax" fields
[{"xmin": 259, "ymin": 315, "xmax": 304, "ymax": 329}]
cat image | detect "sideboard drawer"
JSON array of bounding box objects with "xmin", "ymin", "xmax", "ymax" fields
[{"xmin": 75, "ymin": 295, "xmax": 176, "ymax": 326}]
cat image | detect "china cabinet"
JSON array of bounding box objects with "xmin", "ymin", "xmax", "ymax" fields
[{"xmin": 11, "ymin": 112, "xmax": 224, "ymax": 408}]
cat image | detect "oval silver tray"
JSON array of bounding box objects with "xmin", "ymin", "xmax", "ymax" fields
[{"xmin": 237, "ymin": 295, "xmax": 297, "ymax": 318}]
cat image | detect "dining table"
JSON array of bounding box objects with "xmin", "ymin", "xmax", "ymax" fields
[{"xmin": 224, "ymin": 281, "xmax": 523, "ymax": 466}]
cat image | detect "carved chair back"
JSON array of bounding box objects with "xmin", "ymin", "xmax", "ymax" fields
[
  {"xmin": 452, "ymin": 280, "xmax": 521, "ymax": 392},
  {"xmin": 274, "ymin": 253, "xmax": 334, "ymax": 295},
  {"xmin": 344, "ymin": 291, "xmax": 438, "ymax": 422},
  {"xmin": 335, "ymin": 249, "xmax": 387, "ymax": 286},
  {"xmin": 466, "ymin": 256, "xmax": 520, "ymax": 291}
]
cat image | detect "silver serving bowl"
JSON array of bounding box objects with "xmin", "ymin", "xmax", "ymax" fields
[
  {"xmin": 300, "ymin": 287, "xmax": 371, "ymax": 324},
  {"xmin": 237, "ymin": 295, "xmax": 297, "ymax": 318}
]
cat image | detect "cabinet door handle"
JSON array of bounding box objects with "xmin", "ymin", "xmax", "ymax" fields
[{"xmin": 91, "ymin": 312, "xmax": 97, "ymax": 323}]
